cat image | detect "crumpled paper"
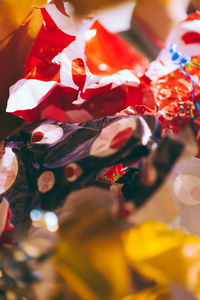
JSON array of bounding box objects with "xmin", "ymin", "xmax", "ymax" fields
[
  {"xmin": 6, "ymin": 6, "xmax": 200, "ymax": 141},
  {"xmin": 6, "ymin": 1, "xmax": 147, "ymax": 123}
]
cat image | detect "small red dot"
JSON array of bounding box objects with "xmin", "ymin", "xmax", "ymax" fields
[
  {"xmin": 42, "ymin": 172, "xmax": 52, "ymax": 183},
  {"xmin": 32, "ymin": 131, "xmax": 44, "ymax": 143},
  {"xmin": 182, "ymin": 31, "xmax": 200, "ymax": 45},
  {"xmin": 64, "ymin": 166, "xmax": 74, "ymax": 178},
  {"xmin": 110, "ymin": 127, "xmax": 133, "ymax": 149}
]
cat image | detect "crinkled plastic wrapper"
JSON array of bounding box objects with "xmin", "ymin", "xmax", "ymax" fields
[
  {"xmin": 54, "ymin": 191, "xmax": 200, "ymax": 300},
  {"xmin": 6, "ymin": 5, "xmax": 200, "ymax": 144},
  {"xmin": 1, "ymin": 114, "xmax": 183, "ymax": 226},
  {"xmin": 6, "ymin": 2, "xmax": 148, "ymax": 123},
  {"xmin": 2, "ymin": 2, "xmax": 200, "ymax": 300},
  {"xmin": 145, "ymin": 11, "xmax": 200, "ymax": 131},
  {"xmin": 123, "ymin": 222, "xmax": 200, "ymax": 299}
]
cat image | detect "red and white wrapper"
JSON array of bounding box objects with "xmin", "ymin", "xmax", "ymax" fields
[
  {"xmin": 6, "ymin": 2, "xmax": 147, "ymax": 123},
  {"xmin": 140, "ymin": 12, "xmax": 200, "ymax": 132},
  {"xmin": 147, "ymin": 11, "xmax": 200, "ymax": 80},
  {"xmin": 6, "ymin": 6, "xmax": 200, "ymax": 129}
]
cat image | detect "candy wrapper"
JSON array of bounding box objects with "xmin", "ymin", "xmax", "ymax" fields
[
  {"xmin": 145, "ymin": 11, "xmax": 200, "ymax": 132},
  {"xmin": 27, "ymin": 189, "xmax": 200, "ymax": 300},
  {"xmin": 2, "ymin": 3, "xmax": 200, "ymax": 300},
  {"xmin": 115, "ymin": 11, "xmax": 200, "ymax": 157},
  {"xmin": 0, "ymin": 187, "xmax": 199, "ymax": 300},
  {"xmin": 123, "ymin": 221, "xmax": 200, "ymax": 299},
  {"xmin": 0, "ymin": 115, "xmax": 183, "ymax": 226},
  {"xmin": 55, "ymin": 187, "xmax": 131, "ymax": 300},
  {"xmin": 0, "ymin": 198, "xmax": 14, "ymax": 245},
  {"xmin": 6, "ymin": 2, "xmax": 147, "ymax": 123},
  {"xmin": 0, "ymin": 0, "xmax": 47, "ymax": 140},
  {"xmin": 168, "ymin": 156, "xmax": 200, "ymax": 235},
  {"xmin": 0, "ymin": 0, "xmax": 46, "ymax": 104},
  {"xmin": 66, "ymin": 0, "xmax": 129, "ymax": 15},
  {"xmin": 6, "ymin": 5, "xmax": 200, "ymax": 142},
  {"xmin": 117, "ymin": 134, "xmax": 183, "ymax": 208}
]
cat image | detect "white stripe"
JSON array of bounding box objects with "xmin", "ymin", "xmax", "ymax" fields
[
  {"xmin": 7, "ymin": 79, "xmax": 57, "ymax": 112},
  {"xmin": 44, "ymin": 3, "xmax": 76, "ymax": 36}
]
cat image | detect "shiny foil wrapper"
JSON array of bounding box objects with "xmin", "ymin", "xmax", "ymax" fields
[{"xmin": 1, "ymin": 115, "xmax": 183, "ymax": 226}]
